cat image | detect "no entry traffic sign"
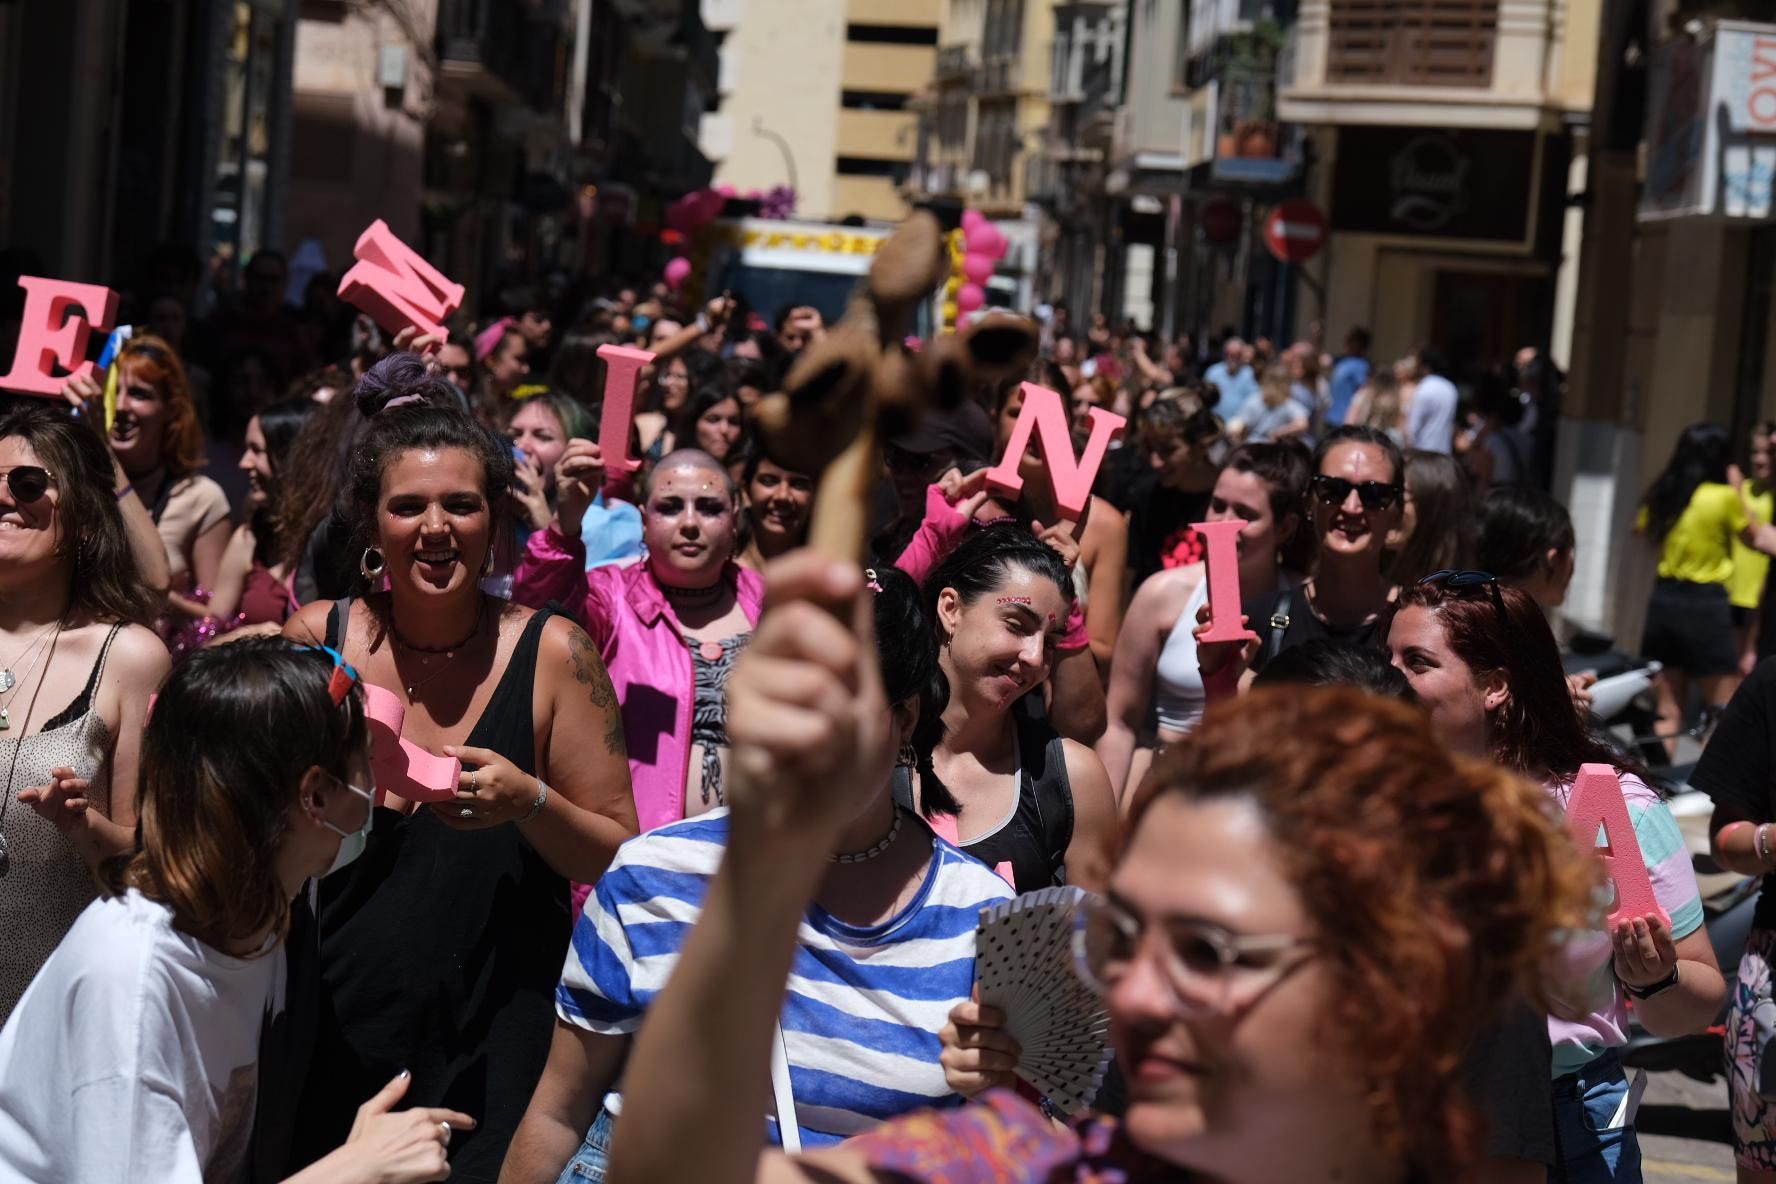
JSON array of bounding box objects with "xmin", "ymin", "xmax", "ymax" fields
[{"xmin": 1263, "ymin": 200, "xmax": 1327, "ymax": 264}]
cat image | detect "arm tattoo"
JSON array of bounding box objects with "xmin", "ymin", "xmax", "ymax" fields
[{"xmin": 568, "ymin": 626, "xmax": 627, "ymax": 756}]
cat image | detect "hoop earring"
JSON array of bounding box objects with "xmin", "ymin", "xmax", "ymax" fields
[{"xmin": 359, "ymin": 546, "xmax": 387, "ymax": 584}]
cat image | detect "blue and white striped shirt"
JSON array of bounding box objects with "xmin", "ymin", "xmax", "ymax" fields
[{"xmin": 556, "ymin": 809, "xmax": 1014, "ymax": 1147}]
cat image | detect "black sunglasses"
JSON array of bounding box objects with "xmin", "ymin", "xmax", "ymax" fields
[
  {"xmin": 1419, "ymin": 569, "xmax": 1506, "ymax": 613},
  {"xmin": 0, "ymin": 465, "xmax": 55, "ymax": 504},
  {"xmin": 1312, "ymin": 474, "xmax": 1403, "ymax": 512},
  {"xmin": 883, "ymin": 444, "xmax": 952, "ymax": 475}
]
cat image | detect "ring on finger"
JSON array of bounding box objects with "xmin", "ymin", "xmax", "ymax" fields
[
  {"xmin": 459, "ymin": 807, "xmax": 474, "ymax": 818},
  {"xmin": 440, "ymin": 1120, "xmax": 452, "ymax": 1139},
  {"xmin": 469, "ymin": 771, "xmax": 479, "ymax": 794}
]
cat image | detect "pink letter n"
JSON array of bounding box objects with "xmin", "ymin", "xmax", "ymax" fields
[
  {"xmin": 983, "ymin": 382, "xmax": 1126, "ymax": 522},
  {"xmin": 0, "ymin": 277, "xmax": 119, "ymax": 396},
  {"xmin": 337, "ymin": 219, "xmax": 465, "ymax": 339}
]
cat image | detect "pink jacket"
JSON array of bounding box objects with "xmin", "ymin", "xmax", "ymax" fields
[{"xmin": 512, "ymin": 523, "xmax": 766, "ymax": 833}]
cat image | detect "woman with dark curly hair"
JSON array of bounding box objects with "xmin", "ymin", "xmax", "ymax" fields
[
  {"xmin": 281, "ymin": 394, "xmax": 637, "ymax": 1180},
  {"xmin": 600, "ymin": 547, "xmax": 1599, "ymax": 1184}
]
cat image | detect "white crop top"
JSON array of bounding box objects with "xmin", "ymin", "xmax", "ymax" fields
[{"xmin": 1154, "ymin": 577, "xmax": 1210, "ymax": 735}]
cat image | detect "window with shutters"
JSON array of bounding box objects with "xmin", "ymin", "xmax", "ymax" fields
[{"xmin": 1326, "ymin": 0, "xmax": 1497, "ymax": 87}]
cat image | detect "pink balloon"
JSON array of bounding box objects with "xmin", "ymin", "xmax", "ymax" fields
[
  {"xmin": 663, "ymin": 256, "xmax": 693, "ymax": 289},
  {"xmin": 717, "ymin": 183, "xmax": 737, "ymax": 198},
  {"xmin": 961, "ymin": 252, "xmax": 995, "ymax": 285},
  {"xmin": 693, "ymin": 189, "xmax": 725, "ymax": 225},
  {"xmin": 971, "ymin": 223, "xmax": 1008, "ymax": 260},
  {"xmin": 957, "ymin": 283, "xmax": 986, "ymax": 314},
  {"xmin": 961, "ymin": 208, "xmax": 986, "ymax": 232}
]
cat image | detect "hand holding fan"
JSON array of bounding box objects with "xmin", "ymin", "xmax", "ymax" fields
[{"xmin": 974, "ymin": 885, "xmax": 1112, "ymax": 1115}]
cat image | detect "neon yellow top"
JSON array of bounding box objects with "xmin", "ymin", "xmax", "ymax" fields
[
  {"xmin": 1730, "ymin": 487, "xmax": 1775, "ymax": 609},
  {"xmin": 1643, "ymin": 482, "xmax": 1747, "ymax": 586}
]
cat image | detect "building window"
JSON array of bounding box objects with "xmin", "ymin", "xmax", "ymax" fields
[
  {"xmin": 836, "ymin": 156, "xmax": 904, "ymax": 178},
  {"xmin": 1326, "ymin": 0, "xmax": 1497, "ymax": 87},
  {"xmin": 845, "ymin": 24, "xmax": 939, "ymax": 46},
  {"xmin": 842, "ymin": 90, "xmax": 909, "ymax": 110}
]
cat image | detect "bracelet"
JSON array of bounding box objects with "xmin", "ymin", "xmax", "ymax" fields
[
  {"xmin": 114, "ymin": 483, "xmax": 133, "ymax": 501},
  {"xmin": 1758, "ymin": 824, "xmax": 1771, "ymax": 868},
  {"xmin": 696, "ymin": 312, "xmax": 713, "ymax": 334},
  {"xmin": 521, "ymin": 778, "xmax": 548, "ymax": 823},
  {"xmin": 1623, "ymin": 964, "xmax": 1681, "ymax": 1000}
]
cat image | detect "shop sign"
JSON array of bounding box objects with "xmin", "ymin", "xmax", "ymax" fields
[
  {"xmin": 1643, "ymin": 20, "xmax": 1776, "ymax": 222},
  {"xmin": 1330, "ymin": 127, "xmax": 1537, "ymax": 244}
]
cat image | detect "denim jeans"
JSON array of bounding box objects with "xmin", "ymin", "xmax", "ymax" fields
[
  {"xmin": 555, "ymin": 1104, "xmax": 616, "ymax": 1184},
  {"xmin": 1553, "ymin": 1050, "xmax": 1643, "ymax": 1183}
]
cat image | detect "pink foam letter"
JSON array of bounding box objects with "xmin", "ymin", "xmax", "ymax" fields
[
  {"xmin": 361, "ymin": 684, "xmax": 463, "ymax": 804},
  {"xmin": 1192, "ymin": 519, "xmax": 1259, "ymax": 644},
  {"xmin": 597, "ymin": 344, "xmax": 654, "ymax": 496},
  {"xmin": 1565, "ymin": 763, "xmax": 1666, "ymax": 927},
  {"xmin": 0, "ymin": 276, "xmax": 120, "ymax": 396},
  {"xmin": 336, "ymin": 219, "xmax": 464, "ymax": 339},
  {"xmin": 983, "ymin": 382, "xmax": 1126, "ymax": 522}
]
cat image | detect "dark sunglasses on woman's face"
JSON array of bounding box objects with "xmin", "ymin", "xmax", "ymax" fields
[
  {"xmin": 883, "ymin": 445, "xmax": 951, "ymax": 475},
  {"xmin": 0, "ymin": 466, "xmax": 55, "ymax": 505},
  {"xmin": 1311, "ymin": 474, "xmax": 1402, "ymax": 512}
]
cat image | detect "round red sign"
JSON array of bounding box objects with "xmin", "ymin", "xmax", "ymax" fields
[{"xmin": 1263, "ymin": 199, "xmax": 1327, "ymax": 264}]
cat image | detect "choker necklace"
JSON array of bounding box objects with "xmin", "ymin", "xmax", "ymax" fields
[
  {"xmin": 829, "ymin": 806, "xmax": 904, "ymax": 864},
  {"xmin": 662, "ymin": 581, "xmax": 725, "ymax": 606},
  {"xmin": 391, "ymin": 600, "xmax": 483, "ymax": 657}
]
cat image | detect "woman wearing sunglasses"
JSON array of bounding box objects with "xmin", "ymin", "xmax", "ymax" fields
[
  {"xmin": 281, "ymin": 398, "xmax": 638, "ymax": 1179},
  {"xmin": 61, "ymin": 335, "xmax": 230, "ymax": 637},
  {"xmin": 1098, "ymin": 442, "xmax": 1310, "ymax": 804},
  {"xmin": 1249, "ymin": 425, "xmax": 1406, "ymax": 671},
  {"xmin": 0, "ymin": 405, "xmax": 169, "ymax": 1027},
  {"xmin": 598, "ymin": 552, "xmax": 1596, "ymax": 1183},
  {"xmin": 1386, "ymin": 574, "xmax": 1726, "ymax": 1182},
  {"xmin": 0, "ymin": 639, "xmax": 478, "ymax": 1183}
]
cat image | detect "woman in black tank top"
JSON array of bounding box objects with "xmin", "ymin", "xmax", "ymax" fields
[
  {"xmin": 897, "ymin": 525, "xmax": 1118, "ymax": 893},
  {"xmin": 276, "ymin": 399, "xmax": 636, "ymax": 1182}
]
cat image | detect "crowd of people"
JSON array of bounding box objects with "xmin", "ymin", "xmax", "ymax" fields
[{"xmin": 0, "ymin": 237, "xmax": 1774, "ymax": 1184}]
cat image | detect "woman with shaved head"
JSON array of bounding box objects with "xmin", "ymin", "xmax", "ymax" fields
[{"xmin": 514, "ymin": 446, "xmax": 762, "ymax": 901}]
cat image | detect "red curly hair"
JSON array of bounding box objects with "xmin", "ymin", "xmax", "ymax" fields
[
  {"xmin": 116, "ymin": 334, "xmax": 207, "ymax": 479},
  {"xmin": 1133, "ymin": 687, "xmax": 1595, "ymax": 1178}
]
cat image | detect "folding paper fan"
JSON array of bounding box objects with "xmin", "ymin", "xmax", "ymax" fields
[{"xmin": 974, "ymin": 885, "xmax": 1113, "ymax": 1115}]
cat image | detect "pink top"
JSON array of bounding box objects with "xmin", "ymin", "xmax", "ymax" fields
[{"xmin": 512, "ymin": 522, "xmax": 765, "ymax": 834}]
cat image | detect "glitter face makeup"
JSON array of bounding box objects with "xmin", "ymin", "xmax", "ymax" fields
[{"xmin": 997, "ymin": 596, "xmax": 1033, "ymax": 607}]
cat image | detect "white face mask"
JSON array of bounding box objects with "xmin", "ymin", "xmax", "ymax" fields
[{"xmin": 318, "ymin": 772, "xmax": 376, "ymax": 877}]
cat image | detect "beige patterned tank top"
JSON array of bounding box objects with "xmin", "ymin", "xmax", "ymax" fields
[{"xmin": 0, "ymin": 625, "xmax": 122, "ymax": 1025}]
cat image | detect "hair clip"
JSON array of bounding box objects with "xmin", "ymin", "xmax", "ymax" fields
[
  {"xmin": 295, "ymin": 643, "xmax": 361, "ymax": 706},
  {"xmin": 865, "ymin": 568, "xmax": 884, "ymax": 594}
]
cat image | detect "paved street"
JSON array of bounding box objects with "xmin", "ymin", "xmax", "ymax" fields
[{"xmin": 1642, "ymin": 1069, "xmax": 1738, "ymax": 1182}]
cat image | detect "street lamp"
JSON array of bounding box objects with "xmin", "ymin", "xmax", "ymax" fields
[{"xmin": 752, "ymin": 117, "xmax": 799, "ymax": 194}]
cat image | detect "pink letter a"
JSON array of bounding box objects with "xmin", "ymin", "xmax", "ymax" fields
[
  {"xmin": 337, "ymin": 219, "xmax": 465, "ymax": 339},
  {"xmin": 0, "ymin": 277, "xmax": 119, "ymax": 396},
  {"xmin": 983, "ymin": 382, "xmax": 1126, "ymax": 522},
  {"xmin": 1565, "ymin": 763, "xmax": 1666, "ymax": 927}
]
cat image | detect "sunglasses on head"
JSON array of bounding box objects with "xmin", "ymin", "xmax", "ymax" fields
[
  {"xmin": 1419, "ymin": 569, "xmax": 1507, "ymax": 613},
  {"xmin": 1311, "ymin": 474, "xmax": 1402, "ymax": 512},
  {"xmin": 0, "ymin": 466, "xmax": 55, "ymax": 505}
]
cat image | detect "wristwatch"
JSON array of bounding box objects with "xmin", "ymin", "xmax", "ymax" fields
[{"xmin": 1623, "ymin": 965, "xmax": 1681, "ymax": 1000}]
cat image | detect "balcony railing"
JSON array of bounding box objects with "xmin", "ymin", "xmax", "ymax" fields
[
  {"xmin": 438, "ymin": 0, "xmax": 566, "ymax": 111},
  {"xmin": 937, "ymin": 45, "xmax": 975, "ymax": 80},
  {"xmin": 1325, "ymin": 0, "xmax": 1497, "ymax": 87}
]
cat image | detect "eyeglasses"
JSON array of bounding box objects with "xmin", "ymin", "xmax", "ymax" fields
[
  {"xmin": 1418, "ymin": 569, "xmax": 1506, "ymax": 614},
  {"xmin": 1311, "ymin": 474, "xmax": 1403, "ymax": 512},
  {"xmin": 1072, "ymin": 893, "xmax": 1318, "ymax": 1018},
  {"xmin": 0, "ymin": 466, "xmax": 56, "ymax": 505}
]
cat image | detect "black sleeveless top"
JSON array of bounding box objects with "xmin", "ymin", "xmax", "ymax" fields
[
  {"xmin": 286, "ymin": 600, "xmax": 568, "ymax": 1182},
  {"xmin": 893, "ymin": 701, "xmax": 1074, "ymax": 892}
]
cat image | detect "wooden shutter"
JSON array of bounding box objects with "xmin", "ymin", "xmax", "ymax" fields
[{"xmin": 1327, "ymin": 0, "xmax": 1497, "ymax": 87}]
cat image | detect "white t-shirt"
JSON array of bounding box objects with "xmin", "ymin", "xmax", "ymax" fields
[{"xmin": 0, "ymin": 889, "xmax": 284, "ymax": 1182}]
